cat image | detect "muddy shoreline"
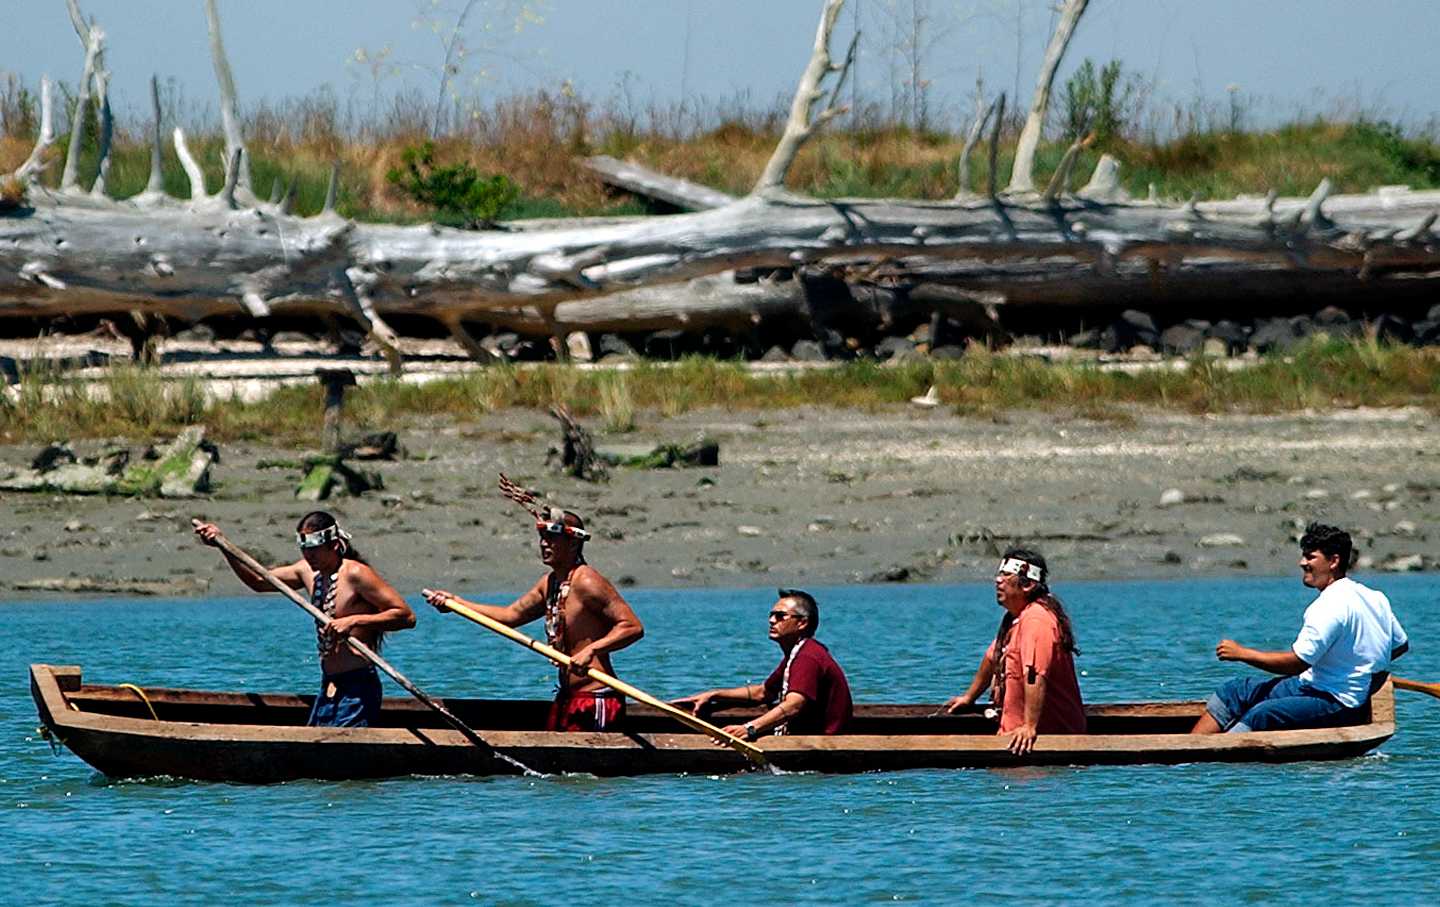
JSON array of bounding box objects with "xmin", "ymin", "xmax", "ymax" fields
[{"xmin": 1, "ymin": 403, "xmax": 1435, "ymax": 601}]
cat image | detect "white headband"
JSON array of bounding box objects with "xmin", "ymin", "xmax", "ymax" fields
[
  {"xmin": 998, "ymin": 557, "xmax": 1043, "ymax": 582},
  {"xmin": 297, "ymin": 524, "xmax": 352, "ymax": 549}
]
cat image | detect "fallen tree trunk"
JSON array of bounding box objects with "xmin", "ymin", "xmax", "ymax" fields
[
  {"xmin": 6, "ymin": 0, "xmax": 1440, "ymax": 363},
  {"xmin": 582, "ymin": 155, "xmax": 736, "ymax": 212},
  {"xmin": 4, "ymin": 182, "xmax": 1440, "ymax": 337}
]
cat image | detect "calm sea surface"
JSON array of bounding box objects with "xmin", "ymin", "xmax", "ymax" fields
[{"xmin": 4, "ymin": 576, "xmax": 1439, "ymax": 905}]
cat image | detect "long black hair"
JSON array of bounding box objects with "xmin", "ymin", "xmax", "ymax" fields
[{"xmin": 990, "ymin": 547, "xmax": 1080, "ymax": 672}]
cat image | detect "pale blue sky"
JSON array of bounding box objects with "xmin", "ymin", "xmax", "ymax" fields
[{"xmin": 4, "ymin": 1, "xmax": 1437, "ymax": 133}]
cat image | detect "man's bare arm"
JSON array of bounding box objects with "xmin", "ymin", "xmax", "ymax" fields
[
  {"xmin": 1216, "ymin": 639, "xmax": 1309, "ymax": 675},
  {"xmin": 569, "ymin": 569, "xmax": 644, "ymax": 668},
  {"xmin": 1008, "ymin": 674, "xmax": 1047, "ymax": 755},
  {"xmin": 330, "ymin": 564, "xmax": 417, "ymax": 638},
  {"xmin": 193, "ymin": 521, "xmax": 305, "ymax": 592},
  {"xmin": 674, "ymin": 683, "xmax": 765, "ymax": 714},
  {"xmin": 721, "ymin": 691, "xmax": 808, "ymax": 740},
  {"xmin": 944, "ymin": 653, "xmax": 996, "ymax": 713},
  {"xmin": 424, "ymin": 576, "xmax": 547, "ymax": 627}
]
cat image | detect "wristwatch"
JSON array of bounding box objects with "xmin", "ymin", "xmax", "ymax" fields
[{"xmin": 744, "ymin": 723, "xmax": 759, "ymax": 742}]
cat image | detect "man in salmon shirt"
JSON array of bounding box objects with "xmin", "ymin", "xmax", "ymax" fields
[
  {"xmin": 674, "ymin": 588, "xmax": 853, "ymax": 740},
  {"xmin": 943, "ymin": 547, "xmax": 1086, "ymax": 754}
]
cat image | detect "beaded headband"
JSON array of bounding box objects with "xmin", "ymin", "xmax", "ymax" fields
[
  {"xmin": 296, "ymin": 524, "xmax": 352, "ymax": 549},
  {"xmin": 997, "ymin": 556, "xmax": 1044, "ymax": 582}
]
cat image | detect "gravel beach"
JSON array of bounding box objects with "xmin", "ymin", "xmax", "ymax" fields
[{"xmin": 2, "ymin": 403, "xmax": 1435, "ymax": 599}]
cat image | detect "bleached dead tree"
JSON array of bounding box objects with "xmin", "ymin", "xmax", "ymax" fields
[
  {"xmin": 1007, "ymin": 0, "xmax": 1088, "ymax": 194},
  {"xmin": 5, "ymin": 0, "xmax": 1440, "ymax": 366}
]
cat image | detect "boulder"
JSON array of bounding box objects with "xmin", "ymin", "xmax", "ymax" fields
[
  {"xmin": 929, "ymin": 344, "xmax": 966, "ymax": 360},
  {"xmin": 1068, "ymin": 328, "xmax": 1102, "ymax": 350},
  {"xmin": 875, "ymin": 336, "xmax": 915, "ymax": 360},
  {"xmin": 565, "ymin": 331, "xmax": 594, "ymax": 363},
  {"xmin": 173, "ymin": 323, "xmax": 216, "ymax": 342},
  {"xmin": 1371, "ymin": 313, "xmax": 1413, "ymax": 345},
  {"xmin": 1249, "ymin": 316, "xmax": 1312, "ymax": 354},
  {"xmin": 1413, "ymin": 320, "xmax": 1440, "ymax": 346},
  {"xmin": 759, "ymin": 345, "xmax": 791, "ymax": 363},
  {"xmin": 1101, "ymin": 310, "xmax": 1160, "ymax": 352},
  {"xmin": 790, "ymin": 339, "xmax": 828, "ymax": 362},
  {"xmin": 1160, "ymin": 323, "xmax": 1206, "ymax": 356},
  {"xmin": 1205, "ymin": 320, "xmax": 1249, "ymax": 355},
  {"xmin": 1313, "ymin": 306, "xmax": 1359, "ymax": 337},
  {"xmin": 596, "ymin": 334, "xmax": 638, "ymax": 359}
]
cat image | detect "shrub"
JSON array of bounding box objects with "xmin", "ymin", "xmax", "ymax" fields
[
  {"xmin": 385, "ymin": 140, "xmax": 519, "ymax": 228},
  {"xmin": 1060, "ymin": 58, "xmax": 1133, "ymax": 148}
]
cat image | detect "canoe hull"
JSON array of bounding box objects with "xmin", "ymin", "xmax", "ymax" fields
[{"xmin": 31, "ymin": 664, "xmax": 1396, "ymax": 783}]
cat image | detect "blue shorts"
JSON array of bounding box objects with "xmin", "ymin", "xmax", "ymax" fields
[
  {"xmin": 1205, "ymin": 674, "xmax": 1365, "ymax": 733},
  {"xmin": 307, "ymin": 666, "xmax": 383, "ymax": 728}
]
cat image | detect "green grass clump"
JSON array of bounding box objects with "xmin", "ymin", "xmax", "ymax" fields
[{"xmin": 2, "ymin": 339, "xmax": 1435, "ymax": 448}]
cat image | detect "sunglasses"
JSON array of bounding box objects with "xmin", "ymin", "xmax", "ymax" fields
[
  {"xmin": 536, "ymin": 520, "xmax": 591, "ymax": 541},
  {"xmin": 768, "ymin": 610, "xmax": 802, "ymax": 623}
]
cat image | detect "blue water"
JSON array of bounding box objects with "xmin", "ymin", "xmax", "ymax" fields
[{"xmin": 4, "ymin": 576, "xmax": 1439, "ymax": 905}]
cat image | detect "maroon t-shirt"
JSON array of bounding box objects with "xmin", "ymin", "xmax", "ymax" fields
[{"xmin": 762, "ymin": 638, "xmax": 853, "ymax": 735}]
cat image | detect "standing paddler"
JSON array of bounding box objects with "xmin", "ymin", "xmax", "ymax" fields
[
  {"xmin": 424, "ymin": 492, "xmax": 644, "ymax": 733},
  {"xmin": 193, "ymin": 511, "xmax": 416, "ymax": 728}
]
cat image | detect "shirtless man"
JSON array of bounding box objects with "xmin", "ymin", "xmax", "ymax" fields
[
  {"xmin": 424, "ymin": 507, "xmax": 644, "ymax": 732},
  {"xmin": 193, "ymin": 511, "xmax": 416, "ymax": 728}
]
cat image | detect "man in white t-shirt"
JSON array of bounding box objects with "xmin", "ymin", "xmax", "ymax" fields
[{"xmin": 1191, "ymin": 523, "xmax": 1409, "ymax": 734}]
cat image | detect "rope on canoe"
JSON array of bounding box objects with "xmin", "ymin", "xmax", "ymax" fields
[{"xmin": 119, "ymin": 683, "xmax": 159, "ymax": 721}]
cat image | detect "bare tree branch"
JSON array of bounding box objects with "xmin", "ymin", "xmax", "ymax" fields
[
  {"xmin": 7, "ymin": 77, "xmax": 56, "ymax": 186},
  {"xmin": 59, "ymin": 25, "xmax": 103, "ymax": 193},
  {"xmin": 1008, "ymin": 0, "xmax": 1089, "ymax": 194},
  {"xmin": 956, "ymin": 92, "xmax": 998, "ymax": 199},
  {"xmin": 205, "ymin": 0, "xmax": 253, "ymax": 196},
  {"xmin": 752, "ymin": 0, "xmax": 851, "ymax": 196}
]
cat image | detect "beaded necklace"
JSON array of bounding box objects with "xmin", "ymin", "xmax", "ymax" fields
[
  {"xmin": 544, "ymin": 561, "xmax": 584, "ymax": 688},
  {"xmin": 773, "ymin": 637, "xmax": 810, "ymax": 736},
  {"xmin": 313, "ymin": 569, "xmax": 341, "ymax": 658}
]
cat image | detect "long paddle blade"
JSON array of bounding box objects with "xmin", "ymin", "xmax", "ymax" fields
[
  {"xmin": 425, "ymin": 590, "xmax": 771, "ymax": 769},
  {"xmin": 195, "ymin": 521, "xmax": 536, "ymax": 775},
  {"xmin": 1394, "ymin": 677, "xmax": 1440, "ymax": 700}
]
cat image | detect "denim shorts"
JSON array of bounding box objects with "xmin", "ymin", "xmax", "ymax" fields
[
  {"xmin": 307, "ymin": 665, "xmax": 383, "ymax": 728},
  {"xmin": 1205, "ymin": 674, "xmax": 1364, "ymax": 733}
]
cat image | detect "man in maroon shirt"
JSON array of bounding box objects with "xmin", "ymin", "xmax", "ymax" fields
[{"xmin": 674, "ymin": 588, "xmax": 853, "ymax": 740}]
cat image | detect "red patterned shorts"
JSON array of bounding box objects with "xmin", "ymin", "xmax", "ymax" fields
[{"xmin": 547, "ymin": 689, "xmax": 624, "ymax": 732}]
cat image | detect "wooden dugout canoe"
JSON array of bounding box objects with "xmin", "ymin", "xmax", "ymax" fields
[{"xmin": 31, "ymin": 664, "xmax": 1396, "ymax": 783}]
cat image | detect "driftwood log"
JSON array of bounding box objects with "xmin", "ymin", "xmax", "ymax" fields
[{"xmin": 5, "ymin": 0, "xmax": 1440, "ymax": 370}]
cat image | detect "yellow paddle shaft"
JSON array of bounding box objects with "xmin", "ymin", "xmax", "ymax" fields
[
  {"xmin": 1394, "ymin": 677, "xmax": 1440, "ymax": 700},
  {"xmin": 430, "ymin": 592, "xmax": 770, "ymax": 768}
]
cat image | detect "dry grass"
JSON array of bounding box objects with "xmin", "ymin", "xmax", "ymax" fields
[
  {"xmin": 8, "ymin": 81, "xmax": 1440, "ymax": 222},
  {"xmin": 2, "ymin": 339, "xmax": 1436, "ymax": 447}
]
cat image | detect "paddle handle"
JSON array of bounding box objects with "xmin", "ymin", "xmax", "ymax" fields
[
  {"xmin": 428, "ymin": 590, "xmax": 770, "ymax": 768},
  {"xmin": 201, "ymin": 526, "xmax": 514, "ymax": 765},
  {"xmin": 1394, "ymin": 677, "xmax": 1440, "ymax": 700}
]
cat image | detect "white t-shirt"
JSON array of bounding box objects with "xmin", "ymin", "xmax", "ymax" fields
[{"xmin": 1292, "ymin": 576, "xmax": 1408, "ymax": 708}]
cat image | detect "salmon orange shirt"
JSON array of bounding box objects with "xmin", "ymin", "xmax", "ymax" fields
[{"xmin": 984, "ymin": 601, "xmax": 1087, "ymax": 735}]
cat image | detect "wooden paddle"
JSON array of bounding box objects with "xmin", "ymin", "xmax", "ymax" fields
[
  {"xmin": 1394, "ymin": 677, "xmax": 1440, "ymax": 700},
  {"xmin": 197, "ymin": 523, "xmax": 535, "ymax": 775},
  {"xmin": 424, "ymin": 589, "xmax": 772, "ymax": 770}
]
